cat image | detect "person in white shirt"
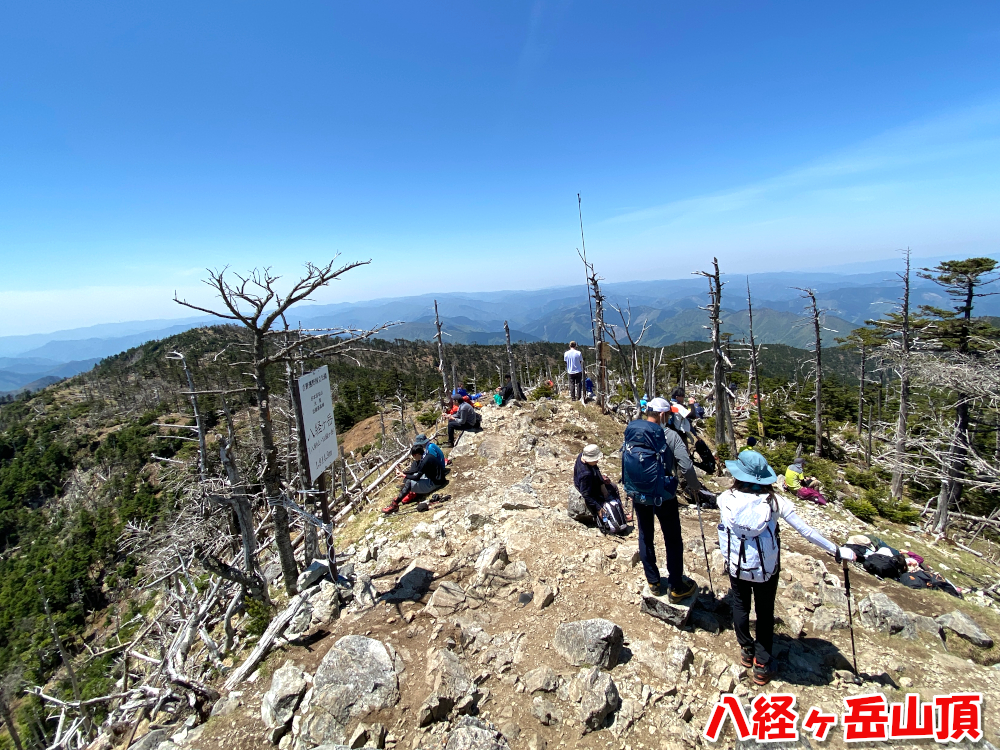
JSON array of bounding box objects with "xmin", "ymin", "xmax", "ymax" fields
[
  {"xmin": 564, "ymin": 341, "xmax": 584, "ymax": 401},
  {"xmin": 717, "ymin": 449, "xmax": 856, "ymax": 685}
]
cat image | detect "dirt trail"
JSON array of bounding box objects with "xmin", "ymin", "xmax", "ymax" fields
[{"xmin": 185, "ymin": 398, "xmax": 1000, "ymax": 750}]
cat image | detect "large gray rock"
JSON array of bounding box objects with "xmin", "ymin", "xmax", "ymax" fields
[
  {"xmin": 567, "ymin": 667, "xmax": 620, "ymax": 732},
  {"xmin": 381, "ymin": 560, "xmax": 434, "ymax": 602},
  {"xmin": 444, "ymin": 717, "xmax": 511, "ymax": 750},
  {"xmin": 131, "ymin": 729, "xmax": 169, "ymax": 750},
  {"xmin": 567, "ymin": 487, "xmax": 592, "ymax": 523},
  {"xmin": 553, "ymin": 618, "xmax": 623, "ymax": 668},
  {"xmin": 297, "ymin": 636, "xmax": 401, "ymax": 747},
  {"xmin": 423, "ymin": 581, "xmax": 467, "ymax": 619},
  {"xmin": 640, "ymin": 583, "xmax": 693, "ymax": 628},
  {"xmin": 310, "ymin": 580, "xmax": 341, "ymax": 625},
  {"xmin": 628, "ymin": 637, "xmax": 692, "ymax": 682},
  {"xmin": 937, "ymin": 610, "xmax": 993, "ymax": 648},
  {"xmin": 418, "ymin": 648, "xmax": 478, "ymax": 726},
  {"xmin": 858, "ymin": 593, "xmax": 913, "ymax": 636},
  {"xmin": 531, "ymin": 696, "xmax": 561, "ymax": 726},
  {"xmin": 261, "ymin": 660, "xmax": 307, "ymax": 730},
  {"xmin": 523, "ymin": 665, "xmax": 558, "ymax": 694},
  {"xmin": 475, "ymin": 543, "xmax": 508, "ymax": 573},
  {"xmin": 810, "ymin": 605, "xmax": 849, "ymax": 632},
  {"xmin": 297, "ymin": 560, "xmax": 331, "ymax": 590},
  {"xmin": 910, "ymin": 613, "xmax": 943, "ymax": 640},
  {"xmin": 353, "ymin": 574, "xmax": 378, "ymax": 609}
]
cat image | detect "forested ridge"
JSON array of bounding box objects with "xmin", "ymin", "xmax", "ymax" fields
[{"xmin": 0, "ymin": 255, "xmax": 998, "ymax": 749}]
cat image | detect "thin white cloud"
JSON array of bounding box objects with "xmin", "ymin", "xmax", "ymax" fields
[{"xmin": 603, "ymin": 97, "xmax": 1000, "ymax": 227}]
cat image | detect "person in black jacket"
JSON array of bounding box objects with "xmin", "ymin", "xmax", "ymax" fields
[
  {"xmin": 497, "ymin": 375, "xmax": 524, "ymax": 405},
  {"xmin": 573, "ymin": 444, "xmax": 620, "ymax": 520},
  {"xmin": 382, "ymin": 445, "xmax": 445, "ymax": 514}
]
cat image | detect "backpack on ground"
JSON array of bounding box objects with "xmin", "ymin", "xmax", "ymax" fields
[
  {"xmin": 595, "ymin": 497, "xmax": 629, "ymax": 535},
  {"xmin": 692, "ymin": 438, "xmax": 716, "ymax": 474},
  {"xmin": 863, "ymin": 552, "xmax": 904, "ymax": 579},
  {"xmin": 845, "ymin": 543, "xmax": 871, "ymax": 561},
  {"xmin": 718, "ymin": 491, "xmax": 781, "ymax": 582}
]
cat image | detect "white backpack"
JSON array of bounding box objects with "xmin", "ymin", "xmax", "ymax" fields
[{"xmin": 718, "ymin": 491, "xmax": 781, "ymax": 582}]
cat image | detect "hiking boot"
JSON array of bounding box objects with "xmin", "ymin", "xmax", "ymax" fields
[
  {"xmin": 649, "ymin": 580, "xmax": 670, "ymax": 597},
  {"xmin": 669, "ymin": 576, "xmax": 698, "ymax": 603},
  {"xmin": 739, "ymin": 647, "xmax": 755, "ymax": 669},
  {"xmin": 381, "ymin": 500, "xmax": 399, "ymax": 514},
  {"xmin": 400, "ymin": 491, "xmax": 418, "ymax": 505},
  {"xmin": 753, "ymin": 659, "xmax": 776, "ymax": 686}
]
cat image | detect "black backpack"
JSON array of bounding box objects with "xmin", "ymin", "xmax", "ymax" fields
[
  {"xmin": 846, "ymin": 543, "xmax": 872, "ymax": 561},
  {"xmin": 692, "ymin": 438, "xmax": 717, "ymax": 474},
  {"xmin": 863, "ymin": 552, "xmax": 905, "ymax": 579}
]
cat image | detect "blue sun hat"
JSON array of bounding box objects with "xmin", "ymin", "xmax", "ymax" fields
[{"xmin": 725, "ymin": 450, "xmax": 778, "ymax": 485}]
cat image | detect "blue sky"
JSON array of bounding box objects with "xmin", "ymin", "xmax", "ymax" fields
[{"xmin": 2, "ymin": 2, "xmax": 1000, "ymax": 335}]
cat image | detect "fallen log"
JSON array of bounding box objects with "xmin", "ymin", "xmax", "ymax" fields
[{"xmin": 223, "ymin": 593, "xmax": 307, "ymax": 691}]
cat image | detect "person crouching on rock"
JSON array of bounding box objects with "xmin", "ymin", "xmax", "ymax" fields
[
  {"xmin": 574, "ymin": 443, "xmax": 628, "ymax": 525},
  {"xmin": 719, "ymin": 450, "xmax": 856, "ymax": 685},
  {"xmin": 382, "ymin": 444, "xmax": 445, "ymax": 514},
  {"xmin": 622, "ymin": 400, "xmax": 697, "ymax": 602}
]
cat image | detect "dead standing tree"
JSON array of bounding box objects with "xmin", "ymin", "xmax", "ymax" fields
[
  {"xmin": 695, "ymin": 259, "xmax": 735, "ymax": 457},
  {"xmin": 746, "ymin": 278, "xmax": 764, "ymax": 438},
  {"xmin": 793, "ymin": 287, "xmax": 826, "ymax": 457},
  {"xmin": 175, "ymin": 259, "xmax": 370, "ymax": 595},
  {"xmin": 605, "ymin": 300, "xmax": 651, "ymax": 406}
]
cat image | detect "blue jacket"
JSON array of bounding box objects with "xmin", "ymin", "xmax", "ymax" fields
[{"xmin": 426, "ymin": 442, "xmax": 445, "ymax": 466}]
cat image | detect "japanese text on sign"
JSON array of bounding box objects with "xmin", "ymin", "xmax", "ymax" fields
[
  {"xmin": 297, "ymin": 365, "xmax": 338, "ymax": 483},
  {"xmin": 703, "ymin": 692, "xmax": 982, "ymax": 744}
]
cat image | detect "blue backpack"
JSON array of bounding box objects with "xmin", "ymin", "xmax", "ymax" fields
[{"xmin": 621, "ymin": 421, "xmax": 677, "ymax": 505}]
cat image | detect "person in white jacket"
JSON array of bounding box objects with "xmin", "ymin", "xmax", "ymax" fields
[{"xmin": 717, "ymin": 449, "xmax": 856, "ymax": 685}]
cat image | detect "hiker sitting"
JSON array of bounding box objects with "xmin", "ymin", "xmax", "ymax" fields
[
  {"xmin": 383, "ymin": 444, "xmax": 446, "ymax": 514},
  {"xmin": 574, "ymin": 443, "xmax": 629, "ymax": 530},
  {"xmin": 784, "ymin": 457, "xmax": 827, "ymax": 505},
  {"xmin": 719, "ymin": 450, "xmax": 856, "ymax": 685},
  {"xmin": 447, "ymin": 397, "xmax": 480, "ymax": 446},
  {"xmin": 414, "ymin": 433, "xmax": 447, "ymax": 468},
  {"xmin": 622, "ymin": 399, "xmax": 697, "ymax": 603},
  {"xmin": 497, "ymin": 375, "xmax": 524, "ymax": 406}
]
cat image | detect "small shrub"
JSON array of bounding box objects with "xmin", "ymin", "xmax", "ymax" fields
[
  {"xmin": 529, "ymin": 382, "xmax": 556, "ymax": 401},
  {"xmin": 417, "ymin": 409, "xmax": 439, "ymax": 427},
  {"xmin": 844, "ymin": 496, "xmax": 877, "ymax": 523},
  {"xmin": 864, "ymin": 487, "xmax": 921, "ymax": 524},
  {"xmin": 844, "ymin": 466, "xmax": 880, "ymax": 490},
  {"xmin": 244, "ymin": 598, "xmax": 273, "ymax": 637}
]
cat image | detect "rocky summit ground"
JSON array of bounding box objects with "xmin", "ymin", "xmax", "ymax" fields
[{"xmin": 161, "ymin": 399, "xmax": 1000, "ymax": 750}]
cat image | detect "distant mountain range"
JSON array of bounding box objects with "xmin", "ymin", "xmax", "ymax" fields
[{"xmin": 3, "ymin": 258, "xmax": 998, "ymax": 382}]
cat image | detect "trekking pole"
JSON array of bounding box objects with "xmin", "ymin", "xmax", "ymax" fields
[
  {"xmin": 842, "ymin": 558, "xmax": 860, "ymax": 678},
  {"xmin": 694, "ymin": 492, "xmax": 714, "ymax": 595}
]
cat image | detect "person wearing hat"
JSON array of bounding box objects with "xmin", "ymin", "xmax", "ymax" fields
[
  {"xmin": 784, "ymin": 457, "xmax": 827, "ymax": 505},
  {"xmin": 622, "ymin": 398, "xmax": 698, "ymax": 602},
  {"xmin": 651, "ymin": 398, "xmax": 703, "ymax": 507},
  {"xmin": 718, "ymin": 450, "xmax": 856, "ymax": 685},
  {"xmin": 414, "ymin": 433, "xmax": 446, "ymax": 469},
  {"xmin": 573, "ymin": 444, "xmax": 623, "ymax": 521}
]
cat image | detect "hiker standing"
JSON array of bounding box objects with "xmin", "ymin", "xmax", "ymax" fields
[
  {"xmin": 718, "ymin": 450, "xmax": 855, "ymax": 684},
  {"xmin": 383, "ymin": 444, "xmax": 446, "ymax": 514},
  {"xmin": 564, "ymin": 341, "xmax": 584, "ymax": 401},
  {"xmin": 622, "ymin": 401, "xmax": 697, "ymax": 602},
  {"xmin": 652, "ymin": 398, "xmax": 702, "ymax": 505}
]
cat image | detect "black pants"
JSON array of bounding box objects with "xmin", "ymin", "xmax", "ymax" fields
[
  {"xmin": 569, "ymin": 372, "xmax": 583, "ymax": 400},
  {"xmin": 729, "ymin": 573, "xmax": 780, "ymax": 666},
  {"xmin": 634, "ymin": 497, "xmax": 684, "ymax": 587}
]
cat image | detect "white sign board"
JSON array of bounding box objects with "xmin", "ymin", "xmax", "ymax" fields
[{"xmin": 297, "ymin": 365, "xmax": 338, "ymax": 483}]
